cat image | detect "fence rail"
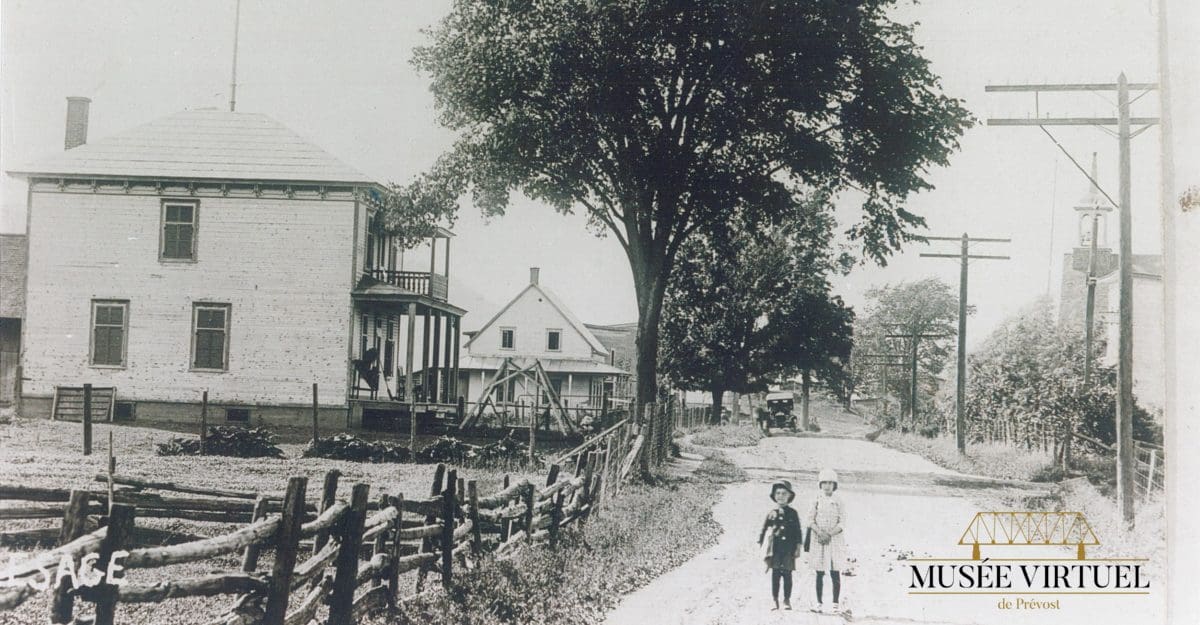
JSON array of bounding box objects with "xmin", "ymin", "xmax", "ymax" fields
[{"xmin": 0, "ymin": 452, "xmax": 616, "ymax": 625}]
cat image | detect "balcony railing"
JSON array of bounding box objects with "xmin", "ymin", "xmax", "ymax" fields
[{"xmin": 365, "ymin": 269, "xmax": 448, "ymax": 301}]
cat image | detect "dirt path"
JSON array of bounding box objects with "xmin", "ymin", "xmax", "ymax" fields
[{"xmin": 604, "ymin": 426, "xmax": 1163, "ymax": 625}]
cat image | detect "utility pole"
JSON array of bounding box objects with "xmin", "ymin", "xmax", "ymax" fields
[
  {"xmin": 857, "ymin": 354, "xmax": 907, "ymax": 419},
  {"xmin": 986, "ymin": 76, "xmax": 1159, "ymax": 525},
  {"xmin": 920, "ymin": 234, "xmax": 1010, "ymax": 453},
  {"xmin": 883, "ymin": 331, "xmax": 950, "ymax": 427}
]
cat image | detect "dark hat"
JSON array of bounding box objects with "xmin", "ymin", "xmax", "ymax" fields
[{"xmin": 770, "ymin": 480, "xmax": 795, "ymax": 503}]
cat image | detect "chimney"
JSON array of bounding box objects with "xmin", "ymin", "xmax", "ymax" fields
[
  {"xmin": 64, "ymin": 97, "xmax": 91, "ymax": 150},
  {"xmin": 529, "ymin": 267, "xmax": 540, "ymax": 285}
]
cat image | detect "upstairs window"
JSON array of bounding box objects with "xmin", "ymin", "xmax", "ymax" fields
[
  {"xmin": 161, "ymin": 201, "xmax": 198, "ymax": 261},
  {"xmin": 91, "ymin": 300, "xmax": 128, "ymax": 367},
  {"xmin": 546, "ymin": 330, "xmax": 561, "ymax": 352},
  {"xmin": 192, "ymin": 303, "xmax": 231, "ymax": 371},
  {"xmin": 500, "ymin": 328, "xmax": 515, "ymax": 350}
]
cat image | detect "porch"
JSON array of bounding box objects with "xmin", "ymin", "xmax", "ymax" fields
[{"xmin": 348, "ymin": 282, "xmax": 466, "ymax": 429}]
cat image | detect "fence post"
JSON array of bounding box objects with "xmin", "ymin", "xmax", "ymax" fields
[
  {"xmin": 522, "ymin": 482, "xmax": 535, "ymax": 541},
  {"xmin": 372, "ymin": 493, "xmax": 390, "ymax": 589},
  {"xmin": 440, "ymin": 484, "xmax": 456, "ymax": 588},
  {"xmin": 499, "ymin": 475, "xmax": 511, "ymax": 543},
  {"xmin": 199, "ymin": 390, "xmax": 208, "ymax": 451},
  {"xmin": 82, "ymin": 383, "xmax": 93, "ymax": 456},
  {"xmin": 329, "ymin": 483, "xmax": 370, "ymax": 625},
  {"xmin": 387, "ymin": 494, "xmax": 403, "ymax": 608},
  {"xmin": 528, "ymin": 402, "xmax": 536, "ymax": 465},
  {"xmin": 314, "ymin": 469, "xmax": 341, "ymax": 555},
  {"xmin": 263, "ymin": 476, "xmax": 307, "ymax": 625},
  {"xmin": 581, "ymin": 451, "xmax": 598, "ymax": 524},
  {"xmin": 312, "ymin": 383, "xmax": 320, "ymax": 443},
  {"xmin": 50, "ymin": 490, "xmax": 91, "ymax": 624},
  {"xmin": 1145, "ymin": 449, "xmax": 1158, "ymax": 498},
  {"xmin": 545, "ymin": 464, "xmax": 560, "ymax": 548},
  {"xmin": 90, "ymin": 503, "xmax": 135, "ymax": 625},
  {"xmin": 467, "ymin": 481, "xmax": 481, "ymax": 555},
  {"xmin": 416, "ymin": 465, "xmax": 446, "ymax": 591},
  {"xmin": 241, "ymin": 495, "xmax": 270, "ymax": 572}
]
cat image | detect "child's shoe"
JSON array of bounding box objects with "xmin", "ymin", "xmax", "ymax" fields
[
  {"xmin": 811, "ymin": 603, "xmax": 824, "ymax": 614},
  {"xmin": 831, "ymin": 602, "xmax": 840, "ymax": 613},
  {"xmin": 783, "ymin": 600, "xmax": 792, "ymax": 610},
  {"xmin": 772, "ymin": 600, "xmax": 780, "ymax": 611}
]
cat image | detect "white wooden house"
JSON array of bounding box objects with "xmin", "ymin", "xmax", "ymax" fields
[
  {"xmin": 7, "ymin": 101, "xmax": 465, "ymax": 427},
  {"xmin": 456, "ymin": 268, "xmax": 627, "ymax": 412}
]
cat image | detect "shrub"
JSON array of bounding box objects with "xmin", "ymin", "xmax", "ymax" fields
[
  {"xmin": 688, "ymin": 423, "xmax": 764, "ymax": 447},
  {"xmin": 473, "ymin": 431, "xmax": 539, "ymax": 466},
  {"xmin": 1029, "ymin": 463, "xmax": 1066, "ymax": 483},
  {"xmin": 156, "ymin": 426, "xmax": 284, "ymax": 459},
  {"xmin": 918, "ymin": 424, "xmax": 940, "ymax": 439},
  {"xmin": 415, "ymin": 436, "xmax": 476, "ymax": 464},
  {"xmin": 806, "ymin": 421, "xmax": 821, "ymax": 433},
  {"xmin": 303, "ymin": 433, "xmax": 411, "ymax": 463},
  {"xmin": 385, "ymin": 480, "xmax": 723, "ymax": 625}
]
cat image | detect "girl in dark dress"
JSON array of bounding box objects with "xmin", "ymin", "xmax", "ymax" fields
[{"xmin": 758, "ymin": 480, "xmax": 803, "ymax": 610}]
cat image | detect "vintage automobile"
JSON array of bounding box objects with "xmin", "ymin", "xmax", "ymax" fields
[{"xmin": 760, "ymin": 391, "xmax": 798, "ymax": 434}]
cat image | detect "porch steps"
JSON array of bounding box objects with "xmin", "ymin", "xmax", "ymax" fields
[{"xmin": 51, "ymin": 386, "xmax": 116, "ymax": 422}]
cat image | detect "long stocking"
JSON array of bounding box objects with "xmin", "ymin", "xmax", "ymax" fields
[
  {"xmin": 831, "ymin": 570, "xmax": 841, "ymax": 603},
  {"xmin": 772, "ymin": 569, "xmax": 782, "ymax": 602},
  {"xmin": 782, "ymin": 570, "xmax": 793, "ymax": 601},
  {"xmin": 815, "ymin": 570, "xmax": 825, "ymax": 603}
]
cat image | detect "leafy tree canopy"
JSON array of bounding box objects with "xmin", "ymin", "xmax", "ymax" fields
[
  {"xmin": 956, "ymin": 299, "xmax": 1160, "ymax": 447},
  {"xmin": 660, "ymin": 196, "xmax": 854, "ymax": 417},
  {"xmin": 850, "ymin": 277, "xmax": 961, "ymax": 419},
  {"xmin": 400, "ymin": 0, "xmax": 973, "ymax": 404}
]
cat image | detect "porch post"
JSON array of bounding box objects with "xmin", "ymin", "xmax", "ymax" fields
[
  {"xmin": 442, "ymin": 315, "xmax": 453, "ymax": 402},
  {"xmin": 421, "ymin": 310, "xmax": 431, "ymax": 402},
  {"xmin": 428, "ymin": 236, "xmax": 437, "ymax": 297},
  {"xmin": 405, "ymin": 303, "xmax": 417, "ymax": 446},
  {"xmin": 444, "ymin": 237, "xmax": 451, "ymax": 299},
  {"xmin": 450, "ymin": 316, "xmax": 461, "ymax": 401},
  {"xmin": 430, "ymin": 312, "xmax": 442, "ymax": 404}
]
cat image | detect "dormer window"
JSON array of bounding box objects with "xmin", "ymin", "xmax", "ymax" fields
[
  {"xmin": 161, "ymin": 200, "xmax": 198, "ymax": 261},
  {"xmin": 546, "ymin": 329, "xmax": 561, "ymax": 352},
  {"xmin": 500, "ymin": 328, "xmax": 515, "ymax": 350}
]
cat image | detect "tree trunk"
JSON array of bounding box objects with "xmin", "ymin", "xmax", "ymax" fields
[
  {"xmin": 710, "ymin": 387, "xmax": 725, "ymax": 426},
  {"xmin": 801, "ymin": 370, "xmax": 811, "ymax": 430}
]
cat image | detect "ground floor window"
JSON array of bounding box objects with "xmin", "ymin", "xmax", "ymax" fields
[
  {"xmin": 91, "ymin": 300, "xmax": 128, "ymax": 367},
  {"xmin": 192, "ymin": 303, "xmax": 231, "ymax": 371}
]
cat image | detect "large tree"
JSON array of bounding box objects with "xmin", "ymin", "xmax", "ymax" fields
[
  {"xmin": 659, "ymin": 203, "xmax": 854, "ymax": 424},
  {"xmin": 399, "ymin": 0, "xmax": 972, "ymax": 407},
  {"xmin": 851, "ymin": 278, "xmax": 959, "ymax": 424}
]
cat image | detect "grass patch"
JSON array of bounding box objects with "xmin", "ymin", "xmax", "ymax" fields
[
  {"xmin": 874, "ymin": 430, "xmax": 1054, "ymax": 482},
  {"xmin": 686, "ymin": 423, "xmax": 764, "ymax": 448},
  {"xmin": 1021, "ymin": 478, "xmax": 1165, "ymax": 574},
  {"xmin": 382, "ymin": 451, "xmax": 740, "ymax": 625}
]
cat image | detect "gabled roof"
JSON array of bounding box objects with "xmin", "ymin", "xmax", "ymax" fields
[
  {"xmin": 466, "ymin": 282, "xmax": 609, "ymax": 356},
  {"xmin": 7, "ymin": 110, "xmax": 376, "ymax": 185}
]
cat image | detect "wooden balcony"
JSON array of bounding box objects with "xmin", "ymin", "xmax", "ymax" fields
[{"xmin": 364, "ymin": 269, "xmax": 448, "ymax": 301}]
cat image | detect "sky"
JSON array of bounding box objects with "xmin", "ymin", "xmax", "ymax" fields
[{"xmin": 2, "ymin": 0, "xmax": 1197, "ymax": 345}]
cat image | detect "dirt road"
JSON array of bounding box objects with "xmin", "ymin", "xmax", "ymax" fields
[{"xmin": 604, "ymin": 423, "xmax": 1164, "ymax": 625}]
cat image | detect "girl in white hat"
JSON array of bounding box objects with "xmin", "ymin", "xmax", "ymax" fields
[{"xmin": 807, "ymin": 468, "xmax": 846, "ymax": 613}]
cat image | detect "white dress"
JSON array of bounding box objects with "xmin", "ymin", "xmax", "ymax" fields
[{"xmin": 806, "ymin": 493, "xmax": 846, "ymax": 571}]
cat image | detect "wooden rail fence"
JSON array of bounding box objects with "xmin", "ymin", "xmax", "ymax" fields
[{"xmin": 0, "ymin": 449, "xmax": 613, "ymax": 625}]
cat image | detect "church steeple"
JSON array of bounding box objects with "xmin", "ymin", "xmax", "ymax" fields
[{"xmin": 1074, "ymin": 153, "xmax": 1113, "ymax": 249}]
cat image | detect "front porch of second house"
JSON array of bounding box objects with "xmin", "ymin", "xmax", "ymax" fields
[{"xmin": 348, "ymin": 235, "xmax": 465, "ymax": 431}]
